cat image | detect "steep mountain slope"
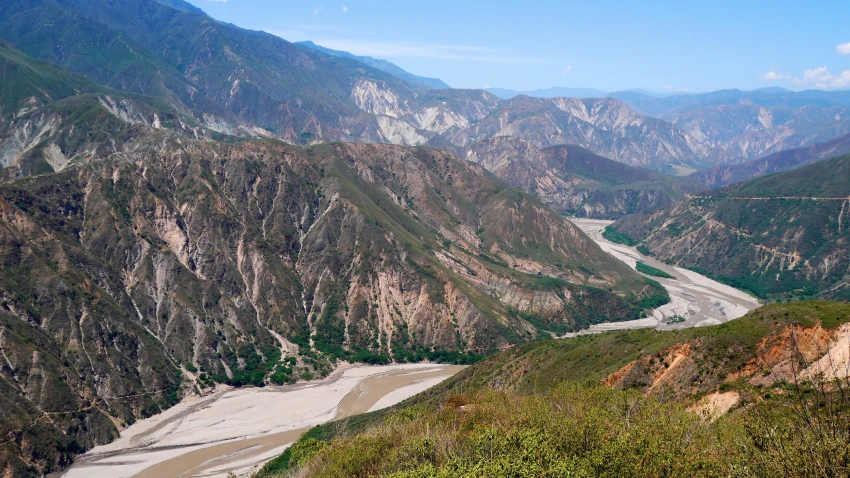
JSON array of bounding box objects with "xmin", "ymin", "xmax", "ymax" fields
[
  {"xmin": 296, "ymin": 41, "xmax": 450, "ymax": 91},
  {"xmin": 0, "ymin": 0, "xmax": 249, "ymax": 133},
  {"xmin": 0, "ymin": 123, "xmax": 667, "ymax": 474},
  {"xmin": 609, "ymin": 155, "xmax": 850, "ymax": 300},
  {"xmin": 692, "ymin": 132, "xmax": 850, "ymax": 188},
  {"xmin": 0, "ymin": 41, "xmax": 225, "ymax": 176},
  {"xmin": 444, "ymin": 96, "xmax": 733, "ymax": 173},
  {"xmin": 0, "ymin": 0, "xmax": 426, "ymax": 143},
  {"xmin": 260, "ymin": 301, "xmax": 850, "ymax": 477},
  {"xmin": 463, "ymin": 138, "xmax": 705, "ymax": 218},
  {"xmin": 613, "ymin": 88, "xmax": 850, "ymax": 161},
  {"xmin": 0, "ymin": 39, "xmax": 104, "ymax": 118}
]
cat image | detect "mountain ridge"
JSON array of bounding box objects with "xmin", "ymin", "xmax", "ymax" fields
[{"xmin": 295, "ymin": 41, "xmax": 450, "ymax": 91}]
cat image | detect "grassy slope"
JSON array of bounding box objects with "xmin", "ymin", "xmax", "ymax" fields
[
  {"xmin": 0, "ymin": 40, "xmax": 104, "ymax": 116},
  {"xmin": 259, "ymin": 301, "xmax": 850, "ymax": 476}
]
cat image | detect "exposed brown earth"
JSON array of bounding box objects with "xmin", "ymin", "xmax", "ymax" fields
[{"xmin": 604, "ymin": 321, "xmax": 850, "ymax": 413}]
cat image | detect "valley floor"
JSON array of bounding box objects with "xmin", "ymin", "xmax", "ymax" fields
[
  {"xmin": 54, "ymin": 364, "xmax": 463, "ymax": 478},
  {"xmin": 568, "ymin": 218, "xmax": 760, "ymax": 334}
]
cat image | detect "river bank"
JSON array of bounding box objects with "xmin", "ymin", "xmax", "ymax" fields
[
  {"xmin": 57, "ymin": 363, "xmax": 463, "ymax": 478},
  {"xmin": 567, "ymin": 218, "xmax": 761, "ymax": 335}
]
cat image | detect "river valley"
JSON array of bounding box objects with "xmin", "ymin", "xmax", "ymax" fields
[{"xmin": 568, "ymin": 218, "xmax": 761, "ymax": 334}]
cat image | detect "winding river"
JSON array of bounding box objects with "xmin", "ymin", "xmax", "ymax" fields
[
  {"xmin": 567, "ymin": 218, "xmax": 761, "ymax": 334},
  {"xmin": 56, "ymin": 218, "xmax": 758, "ymax": 478}
]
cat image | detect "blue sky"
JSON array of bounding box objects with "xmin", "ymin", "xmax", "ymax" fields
[{"xmin": 188, "ymin": 0, "xmax": 850, "ymax": 92}]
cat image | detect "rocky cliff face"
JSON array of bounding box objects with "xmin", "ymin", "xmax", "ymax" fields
[
  {"xmin": 440, "ymin": 97, "xmax": 733, "ymax": 173},
  {"xmin": 610, "ymin": 154, "xmax": 850, "ymax": 301},
  {"xmin": 604, "ymin": 318, "xmax": 850, "ymax": 414}
]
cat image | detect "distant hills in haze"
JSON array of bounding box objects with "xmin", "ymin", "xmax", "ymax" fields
[
  {"xmin": 296, "ymin": 40, "xmax": 451, "ymax": 91},
  {"xmin": 485, "ymin": 86, "xmax": 689, "ymax": 99}
]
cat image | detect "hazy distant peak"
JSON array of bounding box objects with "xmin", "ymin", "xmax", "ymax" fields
[{"xmin": 296, "ymin": 40, "xmax": 450, "ymax": 91}]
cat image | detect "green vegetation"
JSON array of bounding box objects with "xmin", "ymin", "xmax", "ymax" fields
[
  {"xmin": 534, "ymin": 144, "xmax": 705, "ymax": 219},
  {"xmin": 635, "ymin": 261, "xmax": 675, "ymax": 279},
  {"xmin": 612, "ymin": 153, "xmax": 850, "ymax": 302},
  {"xmin": 262, "ymin": 380, "xmax": 850, "ymax": 478},
  {"xmin": 260, "ymin": 302, "xmax": 850, "ymax": 477},
  {"xmin": 602, "ymin": 225, "xmax": 639, "ymax": 246},
  {"xmin": 265, "ymin": 386, "xmax": 729, "ymax": 477}
]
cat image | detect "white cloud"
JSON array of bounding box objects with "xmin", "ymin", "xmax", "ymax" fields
[
  {"xmin": 561, "ymin": 65, "xmax": 573, "ymax": 76},
  {"xmin": 792, "ymin": 67, "xmax": 850, "ymax": 90},
  {"xmin": 313, "ymin": 4, "xmax": 323, "ymax": 18},
  {"xmin": 837, "ymin": 42, "xmax": 850, "ymax": 56},
  {"xmin": 761, "ymin": 69, "xmax": 792, "ymax": 81},
  {"xmin": 341, "ymin": 5, "xmax": 348, "ymax": 12},
  {"xmin": 291, "ymin": 38, "xmax": 546, "ymax": 64}
]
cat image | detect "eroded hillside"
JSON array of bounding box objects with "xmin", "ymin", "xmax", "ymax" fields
[{"xmin": 0, "ymin": 128, "xmax": 668, "ymax": 474}]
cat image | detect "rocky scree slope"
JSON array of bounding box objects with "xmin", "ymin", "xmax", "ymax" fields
[
  {"xmin": 609, "ymin": 154, "xmax": 850, "ymax": 301},
  {"xmin": 463, "ymin": 137, "xmax": 706, "ymax": 219},
  {"xmin": 0, "ymin": 130, "xmax": 666, "ymax": 475}
]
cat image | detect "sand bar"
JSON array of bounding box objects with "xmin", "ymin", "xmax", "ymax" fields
[
  {"xmin": 566, "ymin": 218, "xmax": 760, "ymax": 335},
  {"xmin": 58, "ymin": 363, "xmax": 463, "ymax": 478}
]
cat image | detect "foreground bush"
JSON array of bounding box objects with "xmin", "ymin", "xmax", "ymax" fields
[
  {"xmin": 284, "ymin": 386, "xmax": 727, "ymax": 477},
  {"xmin": 267, "ymin": 380, "xmax": 850, "ymax": 478}
]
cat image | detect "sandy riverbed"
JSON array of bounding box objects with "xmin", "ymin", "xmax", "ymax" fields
[
  {"xmin": 567, "ymin": 218, "xmax": 761, "ymax": 335},
  {"xmin": 58, "ymin": 363, "xmax": 463, "ymax": 478}
]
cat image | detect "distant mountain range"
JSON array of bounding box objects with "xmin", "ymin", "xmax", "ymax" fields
[
  {"xmin": 610, "ymin": 154, "xmax": 850, "ymax": 301},
  {"xmin": 462, "ymin": 138, "xmax": 705, "ymax": 219},
  {"xmin": 486, "ymin": 85, "xmax": 850, "ymax": 164},
  {"xmin": 485, "ymin": 87, "xmax": 610, "ymax": 99},
  {"xmin": 296, "ymin": 41, "xmax": 450, "ymax": 91},
  {"xmin": 485, "ymin": 87, "xmax": 677, "ymax": 100},
  {"xmin": 5, "ymin": 0, "xmax": 850, "ymax": 178},
  {"xmin": 611, "ymin": 88, "xmax": 850, "ymax": 161},
  {"xmin": 691, "ymin": 131, "xmax": 850, "ymax": 188}
]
